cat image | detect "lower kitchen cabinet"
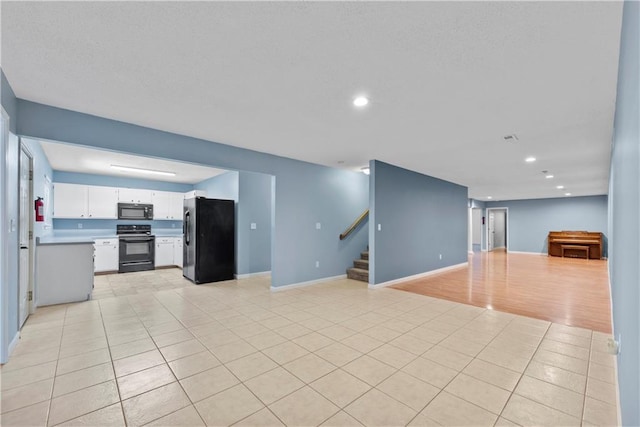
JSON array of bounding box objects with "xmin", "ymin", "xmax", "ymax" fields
[
  {"xmin": 174, "ymin": 237, "xmax": 183, "ymax": 268},
  {"xmin": 94, "ymin": 238, "xmax": 119, "ymax": 272},
  {"xmin": 155, "ymin": 238, "xmax": 175, "ymax": 267}
]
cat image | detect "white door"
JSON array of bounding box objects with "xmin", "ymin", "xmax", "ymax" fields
[
  {"xmin": 18, "ymin": 146, "xmax": 32, "ymax": 327},
  {"xmin": 488, "ymin": 211, "xmax": 495, "ymax": 251}
]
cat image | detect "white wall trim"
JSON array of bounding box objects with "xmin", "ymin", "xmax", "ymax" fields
[
  {"xmin": 507, "ymin": 250, "xmax": 547, "ymax": 256},
  {"xmin": 8, "ymin": 331, "xmax": 20, "ymax": 358},
  {"xmin": 235, "ymin": 270, "xmax": 271, "ymax": 280},
  {"xmin": 270, "ymin": 274, "xmax": 347, "ymax": 292},
  {"xmin": 368, "ymin": 262, "xmax": 468, "ymax": 289}
]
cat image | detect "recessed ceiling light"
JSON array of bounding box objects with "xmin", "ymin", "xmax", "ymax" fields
[
  {"xmin": 545, "ymin": 175, "xmax": 554, "ymax": 179},
  {"xmin": 565, "ymin": 192, "xmax": 572, "ymax": 196},
  {"xmin": 556, "ymin": 185, "xmax": 564, "ymax": 189},
  {"xmin": 361, "ymin": 166, "xmax": 370, "ymax": 175},
  {"xmin": 111, "ymin": 165, "xmax": 176, "ymax": 177},
  {"xmin": 353, "ymin": 96, "xmax": 369, "ymax": 107},
  {"xmin": 487, "ymin": 196, "xmax": 493, "ymax": 199},
  {"xmin": 525, "ymin": 157, "xmax": 536, "ymax": 163}
]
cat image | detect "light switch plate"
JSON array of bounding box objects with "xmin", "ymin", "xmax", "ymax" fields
[
  {"xmin": 377, "ymin": 224, "xmax": 382, "ymax": 231},
  {"xmin": 316, "ymin": 222, "xmax": 321, "ymax": 230},
  {"xmin": 251, "ymin": 223, "xmax": 257, "ymax": 230}
]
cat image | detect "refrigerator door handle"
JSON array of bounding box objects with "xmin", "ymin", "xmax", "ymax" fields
[{"xmin": 185, "ymin": 210, "xmax": 191, "ymax": 246}]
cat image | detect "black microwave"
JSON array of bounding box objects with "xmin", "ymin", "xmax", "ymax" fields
[{"xmin": 117, "ymin": 203, "xmax": 154, "ymax": 220}]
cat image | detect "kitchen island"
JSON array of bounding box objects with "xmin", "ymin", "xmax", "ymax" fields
[{"xmin": 36, "ymin": 237, "xmax": 94, "ymax": 306}]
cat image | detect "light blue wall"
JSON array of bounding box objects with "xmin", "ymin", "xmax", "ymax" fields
[
  {"xmin": 1, "ymin": 70, "xmax": 17, "ymax": 133},
  {"xmin": 54, "ymin": 171, "xmax": 193, "ymax": 192},
  {"xmin": 53, "ymin": 219, "xmax": 182, "ymax": 231},
  {"xmin": 16, "ymin": 100, "xmax": 370, "ymax": 288},
  {"xmin": 237, "ymin": 171, "xmax": 273, "ymax": 275},
  {"xmin": 0, "ymin": 68, "xmax": 17, "ymax": 362},
  {"xmin": 486, "ymin": 196, "xmax": 608, "ymax": 255},
  {"xmin": 370, "ymin": 160, "xmax": 468, "ymax": 285},
  {"xmin": 194, "ymin": 171, "xmax": 239, "ymax": 201},
  {"xmin": 22, "ymin": 138, "xmax": 54, "ymax": 239},
  {"xmin": 609, "ymin": 2, "xmax": 639, "ymax": 425}
]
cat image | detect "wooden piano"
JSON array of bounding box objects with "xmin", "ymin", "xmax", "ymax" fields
[{"xmin": 548, "ymin": 231, "xmax": 603, "ymax": 260}]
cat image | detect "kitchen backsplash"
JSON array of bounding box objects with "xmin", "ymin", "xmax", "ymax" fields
[{"xmin": 53, "ymin": 218, "xmax": 183, "ymax": 231}]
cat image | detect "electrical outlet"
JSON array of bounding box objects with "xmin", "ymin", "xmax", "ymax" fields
[
  {"xmin": 377, "ymin": 224, "xmax": 382, "ymax": 231},
  {"xmin": 78, "ymin": 223, "xmax": 83, "ymax": 229},
  {"xmin": 316, "ymin": 222, "xmax": 321, "ymax": 230},
  {"xmin": 315, "ymin": 261, "xmax": 320, "ymax": 268},
  {"xmin": 439, "ymin": 254, "xmax": 442, "ymax": 260},
  {"xmin": 251, "ymin": 223, "xmax": 257, "ymax": 230}
]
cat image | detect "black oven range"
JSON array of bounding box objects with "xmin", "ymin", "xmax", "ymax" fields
[{"xmin": 117, "ymin": 224, "xmax": 155, "ymax": 273}]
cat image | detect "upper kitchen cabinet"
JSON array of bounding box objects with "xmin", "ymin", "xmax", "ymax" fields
[
  {"xmin": 53, "ymin": 183, "xmax": 119, "ymax": 219},
  {"xmin": 53, "ymin": 183, "xmax": 88, "ymax": 218},
  {"xmin": 118, "ymin": 188, "xmax": 152, "ymax": 204},
  {"xmin": 87, "ymin": 186, "xmax": 118, "ymax": 218},
  {"xmin": 152, "ymin": 191, "xmax": 184, "ymax": 220}
]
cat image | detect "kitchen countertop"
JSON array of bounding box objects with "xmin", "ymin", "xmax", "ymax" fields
[{"xmin": 36, "ymin": 229, "xmax": 183, "ymax": 245}]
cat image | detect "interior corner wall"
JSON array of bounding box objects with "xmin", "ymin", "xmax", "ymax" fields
[
  {"xmin": 237, "ymin": 171, "xmax": 273, "ymax": 275},
  {"xmin": 1, "ymin": 69, "xmax": 19, "ymax": 363},
  {"xmin": 21, "ymin": 138, "xmax": 54, "ymax": 239},
  {"xmin": 15, "ymin": 100, "xmax": 369, "ymax": 288},
  {"xmin": 486, "ymin": 196, "xmax": 608, "ymax": 255},
  {"xmin": 194, "ymin": 171, "xmax": 239, "ymax": 201},
  {"xmin": 608, "ymin": 1, "xmax": 640, "ymax": 425},
  {"xmin": 370, "ymin": 160, "xmax": 468, "ymax": 285}
]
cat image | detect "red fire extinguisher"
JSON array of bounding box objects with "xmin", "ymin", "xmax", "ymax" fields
[{"xmin": 35, "ymin": 197, "xmax": 45, "ymax": 222}]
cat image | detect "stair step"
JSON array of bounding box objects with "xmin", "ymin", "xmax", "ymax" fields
[
  {"xmin": 353, "ymin": 259, "xmax": 369, "ymax": 270},
  {"xmin": 361, "ymin": 251, "xmax": 369, "ymax": 260},
  {"xmin": 347, "ymin": 267, "xmax": 369, "ymax": 283}
]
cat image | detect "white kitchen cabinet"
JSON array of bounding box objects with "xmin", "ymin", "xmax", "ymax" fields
[
  {"xmin": 184, "ymin": 190, "xmax": 206, "ymax": 199},
  {"xmin": 151, "ymin": 191, "xmax": 171, "ymax": 219},
  {"xmin": 169, "ymin": 193, "xmax": 184, "ymax": 220},
  {"xmin": 94, "ymin": 238, "xmax": 119, "ymax": 272},
  {"xmin": 152, "ymin": 191, "xmax": 184, "ymax": 220},
  {"xmin": 87, "ymin": 186, "xmax": 118, "ymax": 219},
  {"xmin": 155, "ymin": 237, "xmax": 174, "ymax": 267},
  {"xmin": 53, "ymin": 183, "xmax": 88, "ymax": 218},
  {"xmin": 118, "ymin": 188, "xmax": 153, "ymax": 204},
  {"xmin": 173, "ymin": 237, "xmax": 183, "ymax": 268}
]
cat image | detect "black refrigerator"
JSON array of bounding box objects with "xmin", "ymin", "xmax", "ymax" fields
[{"xmin": 183, "ymin": 197, "xmax": 235, "ymax": 284}]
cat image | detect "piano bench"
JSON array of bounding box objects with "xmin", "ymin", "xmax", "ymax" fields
[{"xmin": 561, "ymin": 245, "xmax": 589, "ymax": 259}]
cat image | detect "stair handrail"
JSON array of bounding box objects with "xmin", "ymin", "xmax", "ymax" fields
[{"xmin": 340, "ymin": 209, "xmax": 369, "ymax": 240}]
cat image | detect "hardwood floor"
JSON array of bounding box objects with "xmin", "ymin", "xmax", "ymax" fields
[{"xmin": 392, "ymin": 251, "xmax": 612, "ymax": 333}]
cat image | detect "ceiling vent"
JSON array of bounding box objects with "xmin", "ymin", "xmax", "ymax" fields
[{"xmin": 503, "ymin": 134, "xmax": 519, "ymax": 143}]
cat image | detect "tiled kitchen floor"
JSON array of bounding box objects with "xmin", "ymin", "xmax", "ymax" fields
[{"xmin": 1, "ymin": 269, "xmax": 619, "ymax": 426}]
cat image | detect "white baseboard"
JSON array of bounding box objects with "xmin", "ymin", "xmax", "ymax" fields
[
  {"xmin": 271, "ymin": 274, "xmax": 347, "ymax": 292},
  {"xmin": 468, "ymin": 251, "xmax": 474, "ymax": 254},
  {"xmin": 368, "ymin": 262, "xmax": 468, "ymax": 289},
  {"xmin": 235, "ymin": 270, "xmax": 271, "ymax": 280},
  {"xmin": 507, "ymin": 250, "xmax": 547, "ymax": 256},
  {"xmin": 8, "ymin": 332, "xmax": 20, "ymax": 357}
]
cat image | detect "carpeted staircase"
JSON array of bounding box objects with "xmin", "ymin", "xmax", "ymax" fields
[{"xmin": 347, "ymin": 248, "xmax": 369, "ymax": 282}]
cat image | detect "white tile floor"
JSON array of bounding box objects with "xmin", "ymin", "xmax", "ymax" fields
[{"xmin": 0, "ymin": 269, "xmax": 620, "ymax": 426}]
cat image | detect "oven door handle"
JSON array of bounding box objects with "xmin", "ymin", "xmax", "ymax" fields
[
  {"xmin": 119, "ymin": 237, "xmax": 154, "ymax": 243},
  {"xmin": 184, "ymin": 211, "xmax": 191, "ymax": 246}
]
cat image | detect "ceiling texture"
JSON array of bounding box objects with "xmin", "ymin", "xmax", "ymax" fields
[{"xmin": 1, "ymin": 1, "xmax": 624, "ymax": 200}]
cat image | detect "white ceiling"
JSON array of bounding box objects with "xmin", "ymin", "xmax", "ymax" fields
[
  {"xmin": 35, "ymin": 139, "xmax": 228, "ymax": 184},
  {"xmin": 1, "ymin": 1, "xmax": 623, "ymax": 200}
]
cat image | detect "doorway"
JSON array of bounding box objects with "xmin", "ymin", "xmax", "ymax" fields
[
  {"xmin": 18, "ymin": 143, "xmax": 34, "ymax": 328},
  {"xmin": 486, "ymin": 208, "xmax": 508, "ymax": 252},
  {"xmin": 471, "ymin": 208, "xmax": 483, "ymax": 252}
]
